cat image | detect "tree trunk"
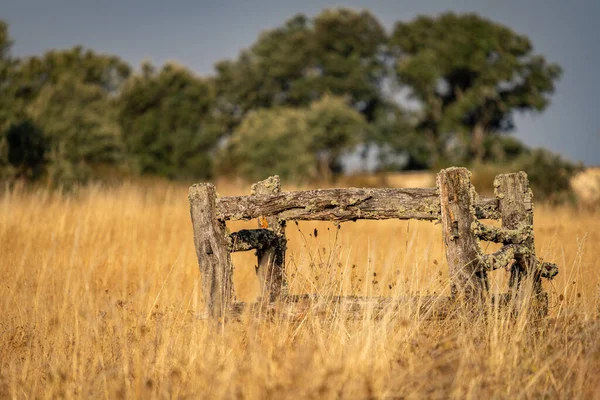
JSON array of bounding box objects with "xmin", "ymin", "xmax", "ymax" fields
[
  {"xmin": 317, "ymin": 153, "xmax": 332, "ymax": 183},
  {"xmin": 471, "ymin": 123, "xmax": 485, "ymax": 163}
]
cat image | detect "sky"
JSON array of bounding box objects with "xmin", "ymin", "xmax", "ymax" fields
[{"xmin": 2, "ymin": 0, "xmax": 599, "ymax": 165}]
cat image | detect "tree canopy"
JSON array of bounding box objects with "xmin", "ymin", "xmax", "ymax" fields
[
  {"xmin": 27, "ymin": 74, "xmax": 123, "ymax": 184},
  {"xmin": 118, "ymin": 63, "xmax": 220, "ymax": 179},
  {"xmin": 222, "ymin": 96, "xmax": 367, "ymax": 181},
  {"xmin": 214, "ymin": 9, "xmax": 387, "ymax": 133},
  {"xmin": 390, "ymin": 12, "xmax": 562, "ymax": 163},
  {"xmin": 0, "ymin": 10, "xmax": 577, "ymax": 200},
  {"xmin": 0, "ymin": 21, "xmax": 16, "ymax": 131}
]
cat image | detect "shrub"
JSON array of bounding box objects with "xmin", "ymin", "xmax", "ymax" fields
[
  {"xmin": 4, "ymin": 120, "xmax": 48, "ymax": 182},
  {"xmin": 514, "ymin": 148, "xmax": 583, "ymax": 204},
  {"xmin": 220, "ymin": 96, "xmax": 367, "ymax": 182},
  {"xmin": 471, "ymin": 148, "xmax": 583, "ymax": 203}
]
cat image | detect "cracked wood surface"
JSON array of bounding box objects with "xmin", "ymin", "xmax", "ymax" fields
[
  {"xmin": 437, "ymin": 168, "xmax": 488, "ymax": 299},
  {"xmin": 216, "ymin": 187, "xmax": 499, "ymax": 222},
  {"xmin": 472, "ymin": 220, "xmax": 532, "ymax": 244},
  {"xmin": 189, "ymin": 183, "xmax": 234, "ymax": 318}
]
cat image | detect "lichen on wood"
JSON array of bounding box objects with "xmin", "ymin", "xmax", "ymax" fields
[
  {"xmin": 540, "ymin": 261, "xmax": 559, "ymax": 279},
  {"xmin": 494, "ymin": 172, "xmax": 544, "ymax": 290},
  {"xmin": 217, "ymin": 187, "xmax": 497, "ymax": 222},
  {"xmin": 472, "ymin": 220, "xmax": 532, "ymax": 244},
  {"xmin": 478, "ymin": 244, "xmax": 522, "ymax": 271},
  {"xmin": 228, "ymin": 229, "xmax": 281, "ymax": 252},
  {"xmin": 252, "ymin": 176, "xmax": 287, "ymax": 301}
]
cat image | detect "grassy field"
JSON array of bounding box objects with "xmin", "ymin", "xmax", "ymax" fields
[{"xmin": 1, "ymin": 178, "xmax": 599, "ymax": 399}]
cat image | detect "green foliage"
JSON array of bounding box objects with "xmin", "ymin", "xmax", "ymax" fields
[
  {"xmin": 4, "ymin": 120, "xmax": 48, "ymax": 181},
  {"xmin": 306, "ymin": 95, "xmax": 368, "ymax": 177},
  {"xmin": 118, "ymin": 63, "xmax": 220, "ymax": 179},
  {"xmin": 0, "ymin": 13, "xmax": 571, "ymax": 194},
  {"xmin": 391, "ymin": 12, "xmax": 562, "ymax": 162},
  {"xmin": 214, "ymin": 8, "xmax": 388, "ymax": 135},
  {"xmin": 0, "ymin": 21, "xmax": 19, "ymax": 133},
  {"xmin": 369, "ymin": 102, "xmax": 430, "ymax": 170},
  {"xmin": 482, "ymin": 135, "xmax": 529, "ymax": 163},
  {"xmin": 0, "ymin": 21, "xmax": 14, "ymax": 175},
  {"xmin": 223, "ymin": 108, "xmax": 314, "ymax": 182},
  {"xmin": 0, "ymin": 39, "xmax": 131, "ymax": 186},
  {"xmin": 0, "ymin": 21, "xmax": 10, "ymax": 61},
  {"xmin": 222, "ymin": 96, "xmax": 367, "ymax": 181},
  {"xmin": 12, "ymin": 46, "xmax": 130, "ymax": 101},
  {"xmin": 27, "ymin": 75, "xmax": 123, "ymax": 185}
]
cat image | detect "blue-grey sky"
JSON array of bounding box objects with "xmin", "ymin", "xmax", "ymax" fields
[{"xmin": 3, "ymin": 0, "xmax": 599, "ymax": 165}]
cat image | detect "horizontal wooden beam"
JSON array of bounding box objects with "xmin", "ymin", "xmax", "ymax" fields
[
  {"xmin": 231, "ymin": 295, "xmax": 456, "ymax": 320},
  {"xmin": 478, "ymin": 244, "xmax": 559, "ymax": 280},
  {"xmin": 224, "ymin": 292, "xmax": 548, "ymax": 320},
  {"xmin": 473, "ymin": 220, "xmax": 532, "ymax": 244},
  {"xmin": 216, "ymin": 187, "xmax": 499, "ymax": 222},
  {"xmin": 228, "ymin": 229, "xmax": 281, "ymax": 252}
]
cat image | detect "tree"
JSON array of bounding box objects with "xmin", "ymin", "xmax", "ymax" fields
[
  {"xmin": 482, "ymin": 135, "xmax": 528, "ymax": 163},
  {"xmin": 222, "ymin": 107, "xmax": 315, "ymax": 182},
  {"xmin": 390, "ymin": 12, "xmax": 562, "ymax": 163},
  {"xmin": 0, "ymin": 45, "xmax": 132, "ymax": 184},
  {"xmin": 306, "ymin": 95, "xmax": 368, "ymax": 180},
  {"xmin": 27, "ymin": 75, "xmax": 123, "ymax": 184},
  {"xmin": 0, "ymin": 20, "xmax": 16, "ymax": 175},
  {"xmin": 13, "ymin": 46, "xmax": 130, "ymax": 102},
  {"xmin": 214, "ymin": 8, "xmax": 388, "ymax": 135},
  {"xmin": 221, "ymin": 96, "xmax": 367, "ymax": 181},
  {"xmin": 118, "ymin": 63, "xmax": 220, "ymax": 179},
  {"xmin": 369, "ymin": 101, "xmax": 429, "ymax": 170},
  {"xmin": 0, "ymin": 46, "xmax": 132, "ymax": 185},
  {"xmin": 310, "ymin": 9, "xmax": 388, "ymax": 120},
  {"xmin": 0, "ymin": 21, "xmax": 18, "ymax": 132}
]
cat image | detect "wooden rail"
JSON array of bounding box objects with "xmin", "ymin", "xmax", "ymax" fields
[
  {"xmin": 216, "ymin": 187, "xmax": 500, "ymax": 222},
  {"xmin": 189, "ymin": 167, "xmax": 558, "ymax": 319}
]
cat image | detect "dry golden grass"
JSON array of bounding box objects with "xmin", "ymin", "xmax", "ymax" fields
[{"xmin": 1, "ymin": 179, "xmax": 599, "ymax": 399}]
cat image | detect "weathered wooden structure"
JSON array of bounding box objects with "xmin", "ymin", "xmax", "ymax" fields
[{"xmin": 189, "ymin": 167, "xmax": 558, "ymax": 319}]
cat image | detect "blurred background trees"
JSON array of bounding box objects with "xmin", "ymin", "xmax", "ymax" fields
[
  {"xmin": 0, "ymin": 9, "xmax": 583, "ymax": 200},
  {"xmin": 118, "ymin": 63, "xmax": 219, "ymax": 179},
  {"xmin": 390, "ymin": 12, "xmax": 563, "ymax": 165},
  {"xmin": 220, "ymin": 95, "xmax": 367, "ymax": 182}
]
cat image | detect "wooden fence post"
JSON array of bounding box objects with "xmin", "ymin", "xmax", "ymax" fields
[
  {"xmin": 437, "ymin": 168, "xmax": 488, "ymax": 301},
  {"xmin": 189, "ymin": 183, "xmax": 234, "ymax": 318},
  {"xmin": 494, "ymin": 173, "xmax": 543, "ymax": 307},
  {"xmin": 251, "ymin": 176, "xmax": 287, "ymax": 301}
]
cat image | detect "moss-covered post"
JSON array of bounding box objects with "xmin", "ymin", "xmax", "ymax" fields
[
  {"xmin": 437, "ymin": 168, "xmax": 488, "ymax": 301},
  {"xmin": 189, "ymin": 183, "xmax": 234, "ymax": 318},
  {"xmin": 494, "ymin": 172, "xmax": 544, "ymax": 311},
  {"xmin": 251, "ymin": 176, "xmax": 287, "ymax": 301}
]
